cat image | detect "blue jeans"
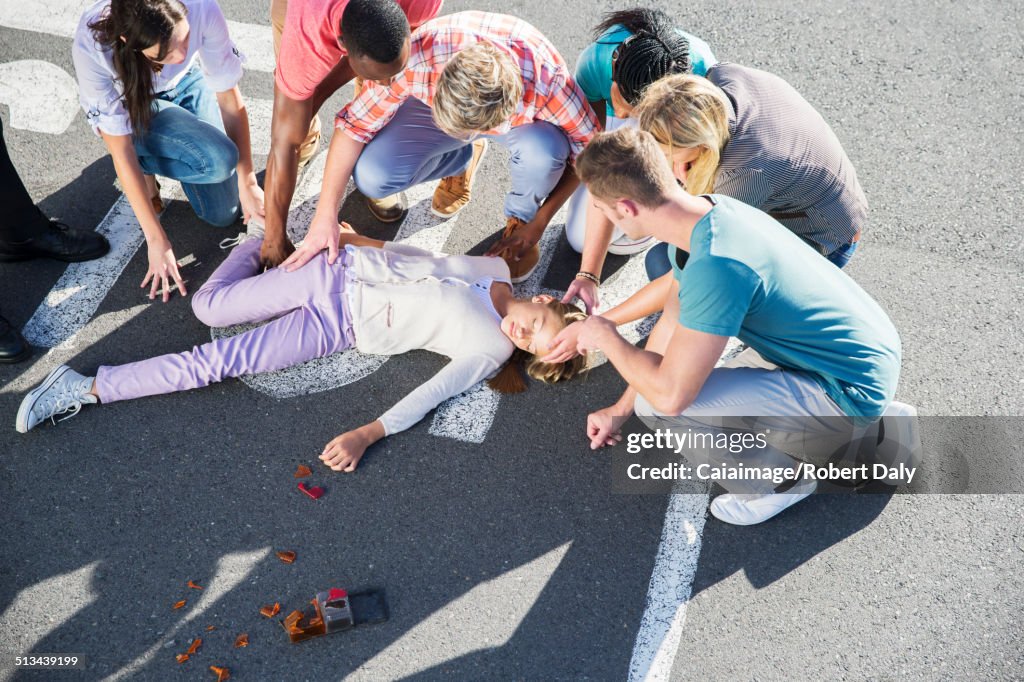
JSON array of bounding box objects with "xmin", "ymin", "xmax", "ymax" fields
[
  {"xmin": 825, "ymin": 240, "xmax": 858, "ymax": 269},
  {"xmin": 644, "ymin": 238, "xmax": 859, "ymax": 281},
  {"xmin": 134, "ymin": 67, "xmax": 240, "ymax": 227},
  {"xmin": 353, "ymin": 98, "xmax": 570, "ymax": 222}
]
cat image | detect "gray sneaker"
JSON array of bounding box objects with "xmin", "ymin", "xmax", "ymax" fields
[{"xmin": 16, "ymin": 365, "xmax": 97, "ymax": 433}]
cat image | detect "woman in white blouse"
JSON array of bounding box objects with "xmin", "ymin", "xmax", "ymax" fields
[
  {"xmin": 73, "ymin": 0, "xmax": 264, "ymax": 302},
  {"xmin": 17, "ymin": 228, "xmax": 588, "ymax": 473}
]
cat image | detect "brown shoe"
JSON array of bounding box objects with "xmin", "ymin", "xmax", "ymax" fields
[
  {"xmin": 145, "ymin": 176, "xmax": 165, "ymax": 214},
  {"xmin": 498, "ymin": 216, "xmax": 540, "ymax": 284},
  {"xmin": 365, "ymin": 191, "xmax": 408, "ymax": 223},
  {"xmin": 297, "ymin": 115, "xmax": 322, "ymax": 168},
  {"xmin": 431, "ymin": 139, "xmax": 488, "ymax": 218}
]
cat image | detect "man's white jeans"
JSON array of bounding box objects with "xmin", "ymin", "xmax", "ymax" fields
[
  {"xmin": 634, "ymin": 352, "xmax": 864, "ymax": 494},
  {"xmin": 565, "ymin": 116, "xmax": 633, "ymax": 253}
]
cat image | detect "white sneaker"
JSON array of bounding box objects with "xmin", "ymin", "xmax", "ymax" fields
[
  {"xmin": 709, "ymin": 477, "xmax": 817, "ymax": 526},
  {"xmin": 16, "ymin": 365, "xmax": 97, "ymax": 433},
  {"xmin": 873, "ymin": 400, "xmax": 922, "ymax": 485},
  {"xmin": 607, "ymin": 234, "xmax": 655, "ymax": 256},
  {"xmin": 218, "ymin": 215, "xmax": 266, "ymax": 250}
]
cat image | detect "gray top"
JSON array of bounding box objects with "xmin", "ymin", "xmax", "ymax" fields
[{"xmin": 709, "ymin": 63, "xmax": 868, "ymax": 254}]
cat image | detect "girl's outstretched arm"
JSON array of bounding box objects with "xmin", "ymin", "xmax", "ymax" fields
[
  {"xmin": 320, "ymin": 420, "xmax": 385, "ymax": 473},
  {"xmin": 320, "ymin": 354, "xmax": 502, "ymax": 472}
]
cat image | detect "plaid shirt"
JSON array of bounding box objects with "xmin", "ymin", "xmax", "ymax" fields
[{"xmin": 335, "ymin": 11, "xmax": 598, "ymax": 158}]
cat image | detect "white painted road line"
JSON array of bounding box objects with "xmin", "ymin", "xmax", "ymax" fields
[
  {"xmin": 0, "ymin": 0, "xmax": 276, "ymax": 74},
  {"xmin": 628, "ymin": 491, "xmax": 709, "ymax": 681},
  {"xmin": 625, "ymin": 339, "xmax": 742, "ymax": 680},
  {"xmin": 0, "ymin": 61, "xmax": 79, "ymax": 135},
  {"xmin": 21, "ymin": 196, "xmax": 148, "ymax": 348}
]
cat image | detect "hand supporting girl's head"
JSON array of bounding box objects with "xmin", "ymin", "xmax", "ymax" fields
[{"xmin": 489, "ymin": 296, "xmax": 588, "ymax": 393}]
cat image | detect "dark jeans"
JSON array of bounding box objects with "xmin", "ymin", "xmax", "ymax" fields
[
  {"xmin": 134, "ymin": 67, "xmax": 240, "ymax": 227},
  {"xmin": 0, "ymin": 118, "xmax": 50, "ymax": 243}
]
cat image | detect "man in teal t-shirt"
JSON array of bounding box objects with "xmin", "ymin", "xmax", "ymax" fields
[
  {"xmin": 668, "ymin": 195, "xmax": 899, "ymax": 420},
  {"xmin": 562, "ymin": 127, "xmax": 906, "ymax": 526}
]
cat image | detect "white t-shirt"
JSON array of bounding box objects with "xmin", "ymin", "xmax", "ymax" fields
[{"xmin": 71, "ymin": 0, "xmax": 245, "ymax": 136}]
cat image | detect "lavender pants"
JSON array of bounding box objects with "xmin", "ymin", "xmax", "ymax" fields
[{"xmin": 95, "ymin": 239, "xmax": 355, "ymax": 402}]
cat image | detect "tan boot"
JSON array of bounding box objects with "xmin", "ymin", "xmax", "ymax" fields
[
  {"xmin": 365, "ymin": 191, "xmax": 408, "ymax": 223},
  {"xmin": 431, "ymin": 139, "xmax": 488, "ymax": 218},
  {"xmin": 145, "ymin": 175, "xmax": 165, "ymax": 214},
  {"xmin": 297, "ymin": 114, "xmax": 322, "ymax": 168},
  {"xmin": 498, "ymin": 216, "xmax": 540, "ymax": 284}
]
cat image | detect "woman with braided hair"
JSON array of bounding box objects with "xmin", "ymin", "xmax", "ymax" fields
[{"xmin": 562, "ymin": 8, "xmax": 717, "ymax": 312}]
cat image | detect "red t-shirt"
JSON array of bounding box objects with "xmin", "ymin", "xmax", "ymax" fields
[{"xmin": 275, "ymin": 0, "xmax": 444, "ymax": 101}]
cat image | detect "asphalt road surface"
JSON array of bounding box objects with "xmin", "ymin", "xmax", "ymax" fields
[{"xmin": 1, "ymin": 0, "xmax": 1022, "ymax": 680}]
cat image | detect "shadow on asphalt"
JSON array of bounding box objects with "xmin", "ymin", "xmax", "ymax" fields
[
  {"xmin": 1, "ymin": 251, "xmax": 668, "ymax": 680},
  {"xmin": 691, "ymin": 492, "xmax": 892, "ymax": 595},
  {"xmin": 0, "ymin": 155, "xmax": 120, "ymax": 328}
]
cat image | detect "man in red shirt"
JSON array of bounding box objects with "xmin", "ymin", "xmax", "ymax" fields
[{"xmin": 261, "ymin": 0, "xmax": 443, "ymax": 268}]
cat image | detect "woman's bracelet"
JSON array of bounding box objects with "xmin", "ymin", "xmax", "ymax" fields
[{"xmin": 575, "ymin": 271, "xmax": 600, "ymax": 285}]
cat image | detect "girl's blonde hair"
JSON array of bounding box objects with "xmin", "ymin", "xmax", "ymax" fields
[
  {"xmin": 633, "ymin": 74, "xmax": 731, "ymax": 196},
  {"xmin": 488, "ymin": 301, "xmax": 589, "ymax": 393},
  {"xmin": 433, "ymin": 43, "xmax": 523, "ymax": 137}
]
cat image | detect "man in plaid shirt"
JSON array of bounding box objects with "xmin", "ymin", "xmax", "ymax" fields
[{"xmin": 282, "ymin": 11, "xmax": 599, "ymax": 282}]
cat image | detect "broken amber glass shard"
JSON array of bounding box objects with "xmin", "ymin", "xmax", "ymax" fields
[
  {"xmin": 276, "ymin": 550, "xmax": 297, "ymax": 564},
  {"xmin": 293, "ymin": 465, "xmax": 312, "ymax": 478},
  {"xmin": 234, "ymin": 633, "xmax": 248, "ymax": 648},
  {"xmin": 186, "ymin": 638, "xmax": 202, "ymax": 655},
  {"xmin": 260, "ymin": 602, "xmax": 281, "ymax": 618},
  {"xmin": 175, "ymin": 653, "xmax": 189, "ymax": 664},
  {"xmin": 284, "ymin": 608, "xmax": 328, "ymax": 643},
  {"xmin": 187, "ymin": 580, "xmax": 203, "ymax": 590},
  {"xmin": 172, "ymin": 600, "xmax": 187, "ymax": 610},
  {"xmin": 209, "ymin": 665, "xmax": 231, "ymax": 681}
]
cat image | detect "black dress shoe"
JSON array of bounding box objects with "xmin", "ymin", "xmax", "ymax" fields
[
  {"xmin": 0, "ymin": 220, "xmax": 110, "ymax": 263},
  {"xmin": 0, "ymin": 314, "xmax": 31, "ymax": 364}
]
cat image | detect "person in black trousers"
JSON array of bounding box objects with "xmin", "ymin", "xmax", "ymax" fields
[{"xmin": 1, "ymin": 118, "xmax": 110, "ymax": 363}]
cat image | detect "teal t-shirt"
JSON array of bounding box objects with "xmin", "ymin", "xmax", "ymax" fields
[
  {"xmin": 575, "ymin": 24, "xmax": 717, "ymax": 117},
  {"xmin": 670, "ymin": 195, "xmax": 901, "ymax": 419}
]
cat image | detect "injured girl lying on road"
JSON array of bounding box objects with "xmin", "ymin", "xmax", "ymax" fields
[{"xmin": 16, "ymin": 225, "xmax": 587, "ymax": 472}]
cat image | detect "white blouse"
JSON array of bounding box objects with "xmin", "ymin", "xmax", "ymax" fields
[
  {"xmin": 344, "ymin": 243, "xmax": 516, "ymax": 436},
  {"xmin": 71, "ymin": 0, "xmax": 245, "ymax": 137}
]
